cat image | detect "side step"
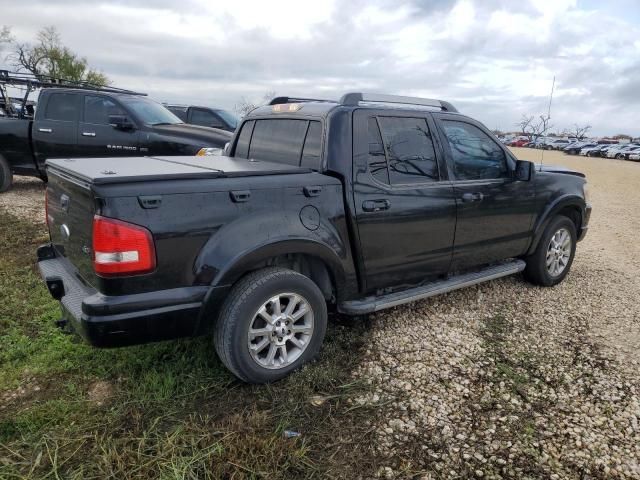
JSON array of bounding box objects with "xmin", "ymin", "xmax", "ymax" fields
[{"xmin": 338, "ymin": 259, "xmax": 526, "ymax": 315}]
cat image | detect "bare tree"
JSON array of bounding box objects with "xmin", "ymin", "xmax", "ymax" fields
[
  {"xmin": 12, "ymin": 26, "xmax": 109, "ymax": 85},
  {"xmin": 516, "ymin": 115, "xmax": 534, "ymax": 139},
  {"xmin": 234, "ymin": 90, "xmax": 276, "ymax": 117},
  {"xmin": 529, "ymin": 115, "xmax": 553, "ymax": 142},
  {"xmin": 570, "ymin": 124, "xmax": 592, "ymax": 140}
]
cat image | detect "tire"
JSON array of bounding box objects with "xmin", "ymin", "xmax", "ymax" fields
[
  {"xmin": 214, "ymin": 267, "xmax": 328, "ymax": 383},
  {"xmin": 0, "ymin": 156, "xmax": 13, "ymax": 193},
  {"xmin": 524, "ymin": 216, "xmax": 577, "ymax": 287}
]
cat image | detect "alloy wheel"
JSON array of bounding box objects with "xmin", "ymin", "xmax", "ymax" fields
[{"xmin": 247, "ymin": 293, "xmax": 314, "ymax": 369}]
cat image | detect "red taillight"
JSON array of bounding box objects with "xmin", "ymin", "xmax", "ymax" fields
[{"xmin": 92, "ymin": 215, "xmax": 156, "ymax": 276}]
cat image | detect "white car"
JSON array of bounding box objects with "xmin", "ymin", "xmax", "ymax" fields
[
  {"xmin": 607, "ymin": 144, "xmax": 640, "ymax": 159},
  {"xmin": 629, "ymin": 153, "xmax": 640, "ymax": 162}
]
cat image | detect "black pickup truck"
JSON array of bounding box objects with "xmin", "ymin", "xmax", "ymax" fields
[
  {"xmin": 0, "ymin": 86, "xmax": 232, "ymax": 192},
  {"xmin": 165, "ymin": 104, "xmax": 239, "ymax": 132},
  {"xmin": 37, "ymin": 92, "xmax": 591, "ymax": 383}
]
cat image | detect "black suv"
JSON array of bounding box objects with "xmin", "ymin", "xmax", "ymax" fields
[{"xmin": 38, "ymin": 92, "xmax": 591, "ymax": 383}]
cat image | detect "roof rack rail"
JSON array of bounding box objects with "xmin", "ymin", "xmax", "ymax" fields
[
  {"xmin": 269, "ymin": 96, "xmax": 334, "ymax": 105},
  {"xmin": 0, "ymin": 70, "xmax": 146, "ymax": 96},
  {"xmin": 339, "ymin": 92, "xmax": 458, "ymax": 113}
]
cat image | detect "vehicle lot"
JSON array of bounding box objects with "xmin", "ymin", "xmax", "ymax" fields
[{"xmin": 0, "ymin": 148, "xmax": 639, "ymax": 478}]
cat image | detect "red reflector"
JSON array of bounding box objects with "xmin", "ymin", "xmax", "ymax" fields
[{"xmin": 92, "ymin": 215, "xmax": 156, "ymax": 276}]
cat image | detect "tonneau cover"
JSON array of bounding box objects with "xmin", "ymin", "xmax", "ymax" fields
[{"xmin": 45, "ymin": 155, "xmax": 312, "ymax": 184}]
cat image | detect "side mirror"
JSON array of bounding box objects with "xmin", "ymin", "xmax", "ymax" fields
[
  {"xmin": 109, "ymin": 114, "xmax": 135, "ymax": 131},
  {"xmin": 514, "ymin": 160, "xmax": 535, "ymax": 181}
]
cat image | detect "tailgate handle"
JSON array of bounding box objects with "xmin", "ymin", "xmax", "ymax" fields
[
  {"xmin": 303, "ymin": 185, "xmax": 322, "ymax": 197},
  {"xmin": 138, "ymin": 195, "xmax": 162, "ymax": 209},
  {"xmin": 230, "ymin": 190, "xmax": 251, "ymax": 203}
]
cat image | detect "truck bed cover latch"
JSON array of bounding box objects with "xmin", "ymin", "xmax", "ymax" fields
[
  {"xmin": 230, "ymin": 190, "xmax": 251, "ymax": 203},
  {"xmin": 138, "ymin": 195, "xmax": 162, "ymax": 209},
  {"xmin": 303, "ymin": 186, "xmax": 322, "ymax": 197}
]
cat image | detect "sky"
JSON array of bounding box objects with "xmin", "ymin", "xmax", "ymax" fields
[{"xmin": 1, "ymin": 0, "xmax": 639, "ymax": 136}]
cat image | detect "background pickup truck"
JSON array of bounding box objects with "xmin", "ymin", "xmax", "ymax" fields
[
  {"xmin": 38, "ymin": 92, "xmax": 591, "ymax": 383},
  {"xmin": 165, "ymin": 104, "xmax": 239, "ymax": 132},
  {"xmin": 0, "ymin": 85, "xmax": 232, "ymax": 192}
]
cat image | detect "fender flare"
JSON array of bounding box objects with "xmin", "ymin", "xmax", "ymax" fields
[
  {"xmin": 194, "ymin": 238, "xmax": 348, "ymax": 335},
  {"xmin": 526, "ymin": 194, "xmax": 586, "ymax": 256}
]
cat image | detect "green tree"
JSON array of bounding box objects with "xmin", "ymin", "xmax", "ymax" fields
[{"xmin": 13, "ymin": 26, "xmax": 109, "ymax": 86}]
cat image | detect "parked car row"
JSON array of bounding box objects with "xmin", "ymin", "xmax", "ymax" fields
[{"xmin": 499, "ymin": 134, "xmax": 640, "ymax": 162}]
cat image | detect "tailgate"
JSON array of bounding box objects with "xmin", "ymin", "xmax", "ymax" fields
[{"xmin": 46, "ymin": 170, "xmax": 97, "ymax": 285}]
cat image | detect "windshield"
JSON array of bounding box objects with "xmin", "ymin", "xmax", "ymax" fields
[
  {"xmin": 215, "ymin": 109, "xmax": 239, "ymax": 129},
  {"xmin": 120, "ymin": 97, "xmax": 183, "ymax": 126}
]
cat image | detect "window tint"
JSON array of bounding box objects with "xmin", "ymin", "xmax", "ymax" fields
[
  {"xmin": 45, "ymin": 93, "xmax": 78, "ymax": 122},
  {"xmin": 234, "ymin": 120, "xmax": 255, "ymax": 158},
  {"xmin": 167, "ymin": 106, "xmax": 187, "ymax": 122},
  {"xmin": 442, "ymin": 121, "xmax": 508, "ymax": 180},
  {"xmin": 377, "ymin": 117, "xmax": 438, "ymax": 184},
  {"xmin": 300, "ymin": 121, "xmax": 322, "ymax": 169},
  {"xmin": 84, "ymin": 96, "xmax": 125, "ymax": 125},
  {"xmin": 190, "ymin": 109, "xmax": 221, "ymax": 127},
  {"xmin": 248, "ymin": 119, "xmax": 310, "ymax": 166},
  {"xmin": 368, "ymin": 117, "xmax": 389, "ymax": 184}
]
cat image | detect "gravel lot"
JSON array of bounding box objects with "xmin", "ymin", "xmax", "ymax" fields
[
  {"xmin": 356, "ymin": 149, "xmax": 640, "ymax": 479},
  {"xmin": 1, "ymin": 150, "xmax": 638, "ymax": 479}
]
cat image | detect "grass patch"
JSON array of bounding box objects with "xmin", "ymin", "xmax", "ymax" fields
[{"xmin": 0, "ymin": 209, "xmax": 377, "ymax": 479}]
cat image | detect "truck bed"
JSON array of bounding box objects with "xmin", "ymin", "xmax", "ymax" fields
[{"xmin": 46, "ymin": 155, "xmax": 313, "ymax": 184}]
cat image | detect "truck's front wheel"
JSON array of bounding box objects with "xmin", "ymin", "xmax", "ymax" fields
[
  {"xmin": 0, "ymin": 156, "xmax": 13, "ymax": 193},
  {"xmin": 214, "ymin": 267, "xmax": 327, "ymax": 383}
]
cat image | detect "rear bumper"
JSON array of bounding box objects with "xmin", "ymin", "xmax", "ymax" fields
[{"xmin": 37, "ymin": 244, "xmax": 211, "ymax": 347}]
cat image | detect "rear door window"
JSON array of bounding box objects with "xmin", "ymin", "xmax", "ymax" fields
[
  {"xmin": 45, "ymin": 93, "xmax": 79, "ymax": 122},
  {"xmin": 374, "ymin": 116, "xmax": 439, "ymax": 185},
  {"xmin": 235, "ymin": 119, "xmax": 323, "ymax": 169}
]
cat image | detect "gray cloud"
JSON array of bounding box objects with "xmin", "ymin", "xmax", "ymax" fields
[{"xmin": 1, "ymin": 0, "xmax": 639, "ymax": 135}]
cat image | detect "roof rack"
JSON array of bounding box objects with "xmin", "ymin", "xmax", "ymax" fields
[
  {"xmin": 0, "ymin": 70, "xmax": 146, "ymax": 118},
  {"xmin": 339, "ymin": 92, "xmax": 458, "ymax": 113},
  {"xmin": 0, "ymin": 70, "xmax": 146, "ymax": 96},
  {"xmin": 269, "ymin": 96, "xmax": 334, "ymax": 105},
  {"xmin": 268, "ymin": 92, "xmax": 459, "ymax": 113}
]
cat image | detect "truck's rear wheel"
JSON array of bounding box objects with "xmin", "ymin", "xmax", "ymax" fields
[
  {"xmin": 214, "ymin": 267, "xmax": 327, "ymax": 383},
  {"xmin": 524, "ymin": 215, "xmax": 577, "ymax": 287},
  {"xmin": 0, "ymin": 156, "xmax": 13, "ymax": 193}
]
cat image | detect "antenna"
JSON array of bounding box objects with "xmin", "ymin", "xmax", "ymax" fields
[{"xmin": 541, "ymin": 75, "xmax": 555, "ymax": 167}]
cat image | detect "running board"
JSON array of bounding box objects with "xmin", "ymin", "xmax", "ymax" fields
[{"xmin": 339, "ymin": 259, "xmax": 526, "ymax": 315}]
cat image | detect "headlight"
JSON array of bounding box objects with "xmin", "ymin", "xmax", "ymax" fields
[
  {"xmin": 196, "ymin": 147, "xmax": 223, "ymax": 156},
  {"xmin": 583, "ymin": 183, "xmax": 591, "ymax": 203}
]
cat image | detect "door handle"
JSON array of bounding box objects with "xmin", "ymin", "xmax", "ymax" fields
[
  {"xmin": 82, "ymin": 132, "xmax": 96, "ymax": 137},
  {"xmin": 461, "ymin": 192, "xmax": 484, "ymax": 203},
  {"xmin": 38, "ymin": 128, "xmax": 52, "ymax": 133},
  {"xmin": 362, "ymin": 199, "xmax": 391, "ymax": 212}
]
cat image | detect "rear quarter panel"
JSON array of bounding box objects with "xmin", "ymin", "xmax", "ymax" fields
[{"xmin": 93, "ymin": 173, "xmax": 357, "ymax": 299}]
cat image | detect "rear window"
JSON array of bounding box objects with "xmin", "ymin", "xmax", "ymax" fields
[
  {"xmin": 234, "ymin": 119, "xmax": 323, "ymax": 169},
  {"xmin": 45, "ymin": 93, "xmax": 79, "ymax": 122}
]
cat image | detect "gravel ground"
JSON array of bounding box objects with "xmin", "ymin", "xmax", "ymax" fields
[
  {"xmin": 355, "ymin": 149, "xmax": 640, "ymax": 479},
  {"xmin": 0, "ymin": 175, "xmax": 45, "ymax": 224},
  {"xmin": 1, "ymin": 152, "xmax": 639, "ymax": 479}
]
